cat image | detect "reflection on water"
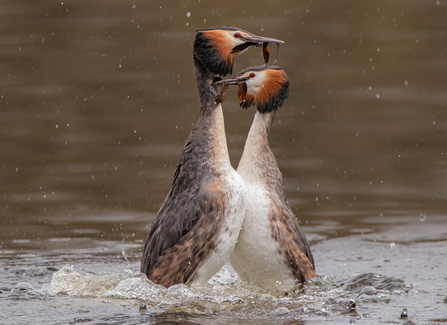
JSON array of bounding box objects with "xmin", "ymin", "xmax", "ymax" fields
[{"xmin": 0, "ymin": 0, "xmax": 446, "ymax": 324}]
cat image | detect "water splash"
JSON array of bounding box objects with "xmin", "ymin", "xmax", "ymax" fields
[
  {"xmin": 122, "ymin": 250, "xmax": 131, "ymax": 268},
  {"xmin": 49, "ymin": 265, "xmax": 125, "ymax": 296},
  {"xmin": 46, "ymin": 265, "xmax": 412, "ymax": 317}
]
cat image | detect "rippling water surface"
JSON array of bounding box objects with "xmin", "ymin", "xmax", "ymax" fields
[{"xmin": 1, "ymin": 0, "xmax": 446, "ymax": 324}]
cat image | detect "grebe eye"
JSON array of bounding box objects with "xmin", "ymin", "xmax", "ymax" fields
[
  {"xmin": 234, "ymin": 32, "xmax": 241, "ymax": 38},
  {"xmin": 249, "ymin": 73, "xmax": 256, "ymax": 78}
]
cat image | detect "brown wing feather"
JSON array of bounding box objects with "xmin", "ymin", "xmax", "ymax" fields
[
  {"xmin": 269, "ymin": 200, "xmax": 316, "ymax": 282},
  {"xmin": 144, "ymin": 179, "xmax": 227, "ymax": 288}
]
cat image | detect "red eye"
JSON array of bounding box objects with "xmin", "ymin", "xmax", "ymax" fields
[
  {"xmin": 249, "ymin": 73, "xmax": 256, "ymax": 78},
  {"xmin": 234, "ymin": 32, "xmax": 241, "ymax": 38}
]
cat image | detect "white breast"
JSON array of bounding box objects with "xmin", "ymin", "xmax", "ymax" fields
[
  {"xmin": 230, "ymin": 180, "xmax": 295, "ymax": 292},
  {"xmin": 194, "ymin": 166, "xmax": 247, "ymax": 285}
]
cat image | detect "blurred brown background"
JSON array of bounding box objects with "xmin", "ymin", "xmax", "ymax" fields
[{"xmin": 1, "ymin": 0, "xmax": 446, "ymax": 249}]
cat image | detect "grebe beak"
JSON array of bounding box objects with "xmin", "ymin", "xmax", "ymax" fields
[
  {"xmin": 230, "ymin": 35, "xmax": 284, "ymax": 54},
  {"xmin": 214, "ymin": 75, "xmax": 250, "ymax": 85}
]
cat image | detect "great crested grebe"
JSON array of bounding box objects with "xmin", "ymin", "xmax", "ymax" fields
[
  {"xmin": 216, "ymin": 66, "xmax": 316, "ymax": 291},
  {"xmin": 141, "ymin": 28, "xmax": 284, "ymax": 288}
]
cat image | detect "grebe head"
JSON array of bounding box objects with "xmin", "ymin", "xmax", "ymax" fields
[
  {"xmin": 215, "ymin": 65, "xmax": 290, "ymax": 113},
  {"xmin": 194, "ymin": 27, "xmax": 284, "ymax": 76}
]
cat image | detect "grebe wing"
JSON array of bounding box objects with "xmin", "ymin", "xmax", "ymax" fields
[
  {"xmin": 269, "ymin": 200, "xmax": 316, "ymax": 282},
  {"xmin": 141, "ymin": 160, "xmax": 226, "ymax": 285}
]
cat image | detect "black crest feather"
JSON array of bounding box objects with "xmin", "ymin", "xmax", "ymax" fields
[{"xmin": 193, "ymin": 30, "xmax": 233, "ymax": 76}]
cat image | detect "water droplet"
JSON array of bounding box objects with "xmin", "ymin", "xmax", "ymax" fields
[
  {"xmin": 360, "ymin": 286, "xmax": 377, "ymax": 295},
  {"xmin": 273, "ymin": 307, "xmax": 290, "ymax": 316},
  {"xmin": 419, "ymin": 214, "xmax": 427, "ymax": 222},
  {"xmin": 403, "ymin": 80, "xmax": 409, "ymax": 86},
  {"xmin": 186, "ymin": 12, "xmax": 191, "ymax": 17},
  {"xmin": 400, "ymin": 308, "xmax": 408, "ymax": 318},
  {"xmin": 15, "ymin": 282, "xmax": 34, "ymax": 291},
  {"xmin": 139, "ymin": 300, "xmax": 147, "ymax": 311},
  {"xmin": 390, "ymin": 242, "xmax": 396, "ymax": 249},
  {"xmin": 376, "ymin": 93, "xmax": 380, "ymax": 98},
  {"xmin": 436, "ymin": 0, "xmax": 440, "ymax": 5},
  {"xmin": 132, "ymin": 4, "xmax": 136, "ymax": 9}
]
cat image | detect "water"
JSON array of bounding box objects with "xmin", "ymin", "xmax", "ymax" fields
[{"xmin": 1, "ymin": 0, "xmax": 447, "ymax": 324}]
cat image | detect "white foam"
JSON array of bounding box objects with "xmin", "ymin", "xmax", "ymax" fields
[{"xmin": 48, "ymin": 264, "xmax": 405, "ymax": 316}]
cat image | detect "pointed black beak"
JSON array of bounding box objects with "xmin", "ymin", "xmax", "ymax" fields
[
  {"xmin": 243, "ymin": 35, "xmax": 285, "ymax": 45},
  {"xmin": 230, "ymin": 34, "xmax": 284, "ymax": 54},
  {"xmin": 214, "ymin": 75, "xmax": 250, "ymax": 85}
]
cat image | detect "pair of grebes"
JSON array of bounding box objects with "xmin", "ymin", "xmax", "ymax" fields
[{"xmin": 140, "ymin": 27, "xmax": 315, "ymax": 292}]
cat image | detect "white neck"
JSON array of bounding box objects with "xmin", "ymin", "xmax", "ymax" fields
[
  {"xmin": 237, "ymin": 111, "xmax": 275, "ymax": 182},
  {"xmin": 208, "ymin": 104, "xmax": 230, "ymax": 164}
]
